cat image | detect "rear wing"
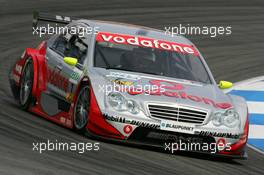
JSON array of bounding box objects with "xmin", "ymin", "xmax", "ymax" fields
[{"xmin": 32, "ymin": 11, "xmax": 79, "ymax": 30}]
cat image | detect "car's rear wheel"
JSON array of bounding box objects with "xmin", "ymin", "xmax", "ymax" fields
[
  {"xmin": 73, "ymin": 85, "xmax": 90, "ymax": 132},
  {"xmin": 19, "ymin": 59, "xmax": 33, "ymax": 110}
]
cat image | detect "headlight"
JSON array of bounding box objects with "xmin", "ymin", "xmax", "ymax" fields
[
  {"xmin": 212, "ymin": 112, "xmax": 223, "ymax": 126},
  {"xmin": 108, "ymin": 92, "xmax": 127, "ymax": 111},
  {"xmin": 107, "ymin": 92, "xmax": 140, "ymax": 114},
  {"xmin": 212, "ymin": 109, "xmax": 240, "ymax": 128},
  {"xmin": 223, "ymin": 109, "xmax": 240, "ymax": 128},
  {"xmin": 127, "ymin": 100, "xmax": 140, "ymax": 114}
]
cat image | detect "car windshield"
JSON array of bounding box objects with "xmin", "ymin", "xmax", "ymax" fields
[{"xmin": 94, "ymin": 34, "xmax": 211, "ymax": 84}]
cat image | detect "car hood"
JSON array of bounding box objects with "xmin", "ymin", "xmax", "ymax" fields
[{"xmin": 89, "ymin": 68, "xmax": 233, "ymax": 113}]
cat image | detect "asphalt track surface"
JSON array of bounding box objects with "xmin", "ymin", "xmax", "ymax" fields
[{"xmin": 1, "ymin": 0, "xmax": 264, "ymax": 174}]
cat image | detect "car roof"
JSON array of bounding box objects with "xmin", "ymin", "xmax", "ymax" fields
[{"xmin": 77, "ymin": 19, "xmax": 194, "ymax": 45}]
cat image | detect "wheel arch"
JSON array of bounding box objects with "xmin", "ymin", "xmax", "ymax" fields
[
  {"xmin": 23, "ymin": 48, "xmax": 47, "ymax": 99},
  {"xmin": 70, "ymin": 76, "xmax": 91, "ymax": 130},
  {"xmin": 73, "ymin": 76, "xmax": 91, "ymax": 102}
]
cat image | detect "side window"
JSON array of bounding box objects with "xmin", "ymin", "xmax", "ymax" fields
[
  {"xmin": 65, "ymin": 35, "xmax": 88, "ymax": 65},
  {"xmin": 51, "ymin": 34, "xmax": 88, "ymax": 65},
  {"xmin": 52, "ymin": 35, "xmax": 68, "ymax": 56}
]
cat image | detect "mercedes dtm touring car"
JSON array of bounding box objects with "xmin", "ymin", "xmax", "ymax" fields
[{"xmin": 9, "ymin": 11, "xmax": 249, "ymax": 159}]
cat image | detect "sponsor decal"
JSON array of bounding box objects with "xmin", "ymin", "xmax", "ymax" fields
[
  {"xmin": 149, "ymin": 79, "xmax": 184, "ymax": 90},
  {"xmin": 122, "ymin": 79, "xmax": 232, "ymax": 109},
  {"xmin": 13, "ymin": 73, "xmax": 20, "ymax": 83},
  {"xmin": 112, "ymin": 79, "xmax": 134, "ymax": 86},
  {"xmin": 66, "ymin": 119, "xmax": 71, "ymax": 127},
  {"xmin": 60, "ymin": 116, "xmax": 66, "ymax": 124},
  {"xmin": 160, "ymin": 120, "xmax": 194, "ymax": 134},
  {"xmin": 123, "ymin": 125, "xmax": 133, "ymax": 134},
  {"xmin": 47, "ymin": 67, "xmax": 68, "ymax": 92},
  {"xmin": 196, "ymin": 131, "xmax": 240, "ymax": 139},
  {"xmin": 104, "ymin": 114, "xmax": 159, "ymax": 129},
  {"xmin": 70, "ymin": 72, "xmax": 80, "ymax": 81},
  {"xmin": 15, "ymin": 64, "xmax": 22, "ymax": 74},
  {"xmin": 65, "ymin": 93, "xmax": 74, "ymax": 102},
  {"xmin": 216, "ymin": 138, "xmax": 227, "ymax": 151},
  {"xmin": 96, "ymin": 32, "xmax": 199, "ymax": 56},
  {"xmin": 106, "ymin": 72, "xmax": 140, "ymax": 80}
]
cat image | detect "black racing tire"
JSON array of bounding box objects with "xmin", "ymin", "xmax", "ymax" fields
[
  {"xmin": 73, "ymin": 85, "xmax": 90, "ymax": 132},
  {"xmin": 19, "ymin": 59, "xmax": 34, "ymax": 110}
]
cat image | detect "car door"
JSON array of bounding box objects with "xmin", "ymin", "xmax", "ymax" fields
[
  {"xmin": 40, "ymin": 33, "xmax": 72, "ymax": 116},
  {"xmin": 42, "ymin": 25, "xmax": 89, "ymax": 116},
  {"xmin": 46, "ymin": 33, "xmax": 71, "ymax": 100},
  {"xmin": 59, "ymin": 33, "xmax": 88, "ymax": 103}
]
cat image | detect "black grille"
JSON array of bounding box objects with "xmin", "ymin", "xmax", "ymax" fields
[{"xmin": 148, "ymin": 104, "xmax": 207, "ymax": 124}]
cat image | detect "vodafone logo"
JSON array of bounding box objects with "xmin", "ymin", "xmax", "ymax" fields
[
  {"xmin": 125, "ymin": 79, "xmax": 232, "ymax": 109},
  {"xmin": 47, "ymin": 67, "xmax": 68, "ymax": 92},
  {"xmin": 96, "ymin": 32, "xmax": 199, "ymax": 56},
  {"xmin": 217, "ymin": 138, "xmax": 226, "ymax": 146},
  {"xmin": 149, "ymin": 79, "xmax": 184, "ymax": 91},
  {"xmin": 123, "ymin": 125, "xmax": 133, "ymax": 134},
  {"xmin": 216, "ymin": 138, "xmax": 227, "ymax": 151}
]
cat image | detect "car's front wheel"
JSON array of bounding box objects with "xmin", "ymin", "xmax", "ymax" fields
[
  {"xmin": 73, "ymin": 85, "xmax": 90, "ymax": 132},
  {"xmin": 19, "ymin": 59, "xmax": 33, "ymax": 110}
]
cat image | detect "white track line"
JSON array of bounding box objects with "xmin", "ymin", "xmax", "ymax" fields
[
  {"xmin": 247, "ymin": 144, "xmax": 264, "ymax": 155},
  {"xmin": 233, "ymin": 81, "xmax": 264, "ymax": 91},
  {"xmin": 248, "ymin": 125, "xmax": 264, "ymax": 139},
  {"xmin": 224, "ymin": 76, "xmax": 264, "ymax": 155},
  {"xmin": 224, "ymin": 76, "xmax": 264, "ymax": 93},
  {"xmin": 247, "ymin": 102, "xmax": 264, "ymax": 114}
]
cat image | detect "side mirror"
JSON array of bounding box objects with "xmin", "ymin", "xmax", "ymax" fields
[
  {"xmin": 64, "ymin": 57, "xmax": 78, "ymax": 66},
  {"xmin": 218, "ymin": 80, "xmax": 233, "ymax": 89}
]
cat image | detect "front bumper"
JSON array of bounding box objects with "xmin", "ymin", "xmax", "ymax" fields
[
  {"xmin": 88, "ymin": 111, "xmax": 247, "ymax": 159},
  {"xmin": 86, "ymin": 91, "xmax": 247, "ymax": 159},
  {"xmin": 86, "ymin": 126, "xmax": 247, "ymax": 159}
]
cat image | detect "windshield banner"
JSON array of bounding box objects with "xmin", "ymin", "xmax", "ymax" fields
[{"xmin": 96, "ymin": 32, "xmax": 199, "ymax": 56}]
